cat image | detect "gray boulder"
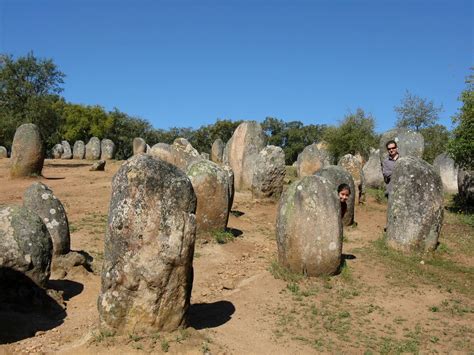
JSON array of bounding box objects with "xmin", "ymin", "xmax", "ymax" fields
[
  {"xmin": 379, "ymin": 128, "xmax": 424, "ymax": 162},
  {"xmin": 224, "ymin": 121, "xmax": 266, "ymax": 191},
  {"xmin": 387, "ymin": 156, "xmax": 443, "ymax": 253},
  {"xmin": 90, "ymin": 160, "xmax": 106, "ymax": 171},
  {"xmin": 433, "ymin": 153, "xmax": 458, "ymax": 194},
  {"xmin": 295, "ymin": 143, "xmax": 332, "ymax": 178},
  {"xmin": 149, "ymin": 143, "xmax": 174, "ymax": 163},
  {"xmin": 0, "ymin": 205, "xmax": 52, "ymax": 287},
  {"xmin": 61, "ymin": 140, "xmax": 72, "ymax": 159},
  {"xmin": 222, "ymin": 165, "xmax": 235, "ymax": 212},
  {"xmin": 98, "ymin": 154, "xmax": 197, "ymax": 334},
  {"xmin": 363, "ymin": 148, "xmax": 384, "ymax": 188},
  {"xmin": 458, "ymin": 169, "xmax": 474, "ymax": 204},
  {"xmin": 315, "ymin": 165, "xmax": 356, "ymax": 226},
  {"xmin": 338, "ymin": 154, "xmax": 365, "ymax": 204},
  {"xmin": 23, "ymin": 182, "xmax": 70, "ymax": 256},
  {"xmin": 251, "ymin": 145, "xmax": 286, "ymax": 199},
  {"xmin": 85, "ymin": 137, "xmax": 101, "ymax": 160},
  {"xmin": 73, "ymin": 140, "xmax": 85, "ymax": 159},
  {"xmin": 101, "ymin": 139, "xmax": 116, "ymax": 160},
  {"xmin": 201, "ymin": 152, "xmax": 210, "ymax": 160},
  {"xmin": 187, "ymin": 160, "xmax": 230, "ymax": 233},
  {"xmin": 52, "ymin": 144, "xmax": 64, "ymax": 159},
  {"xmin": 10, "ymin": 123, "xmax": 44, "ymax": 178},
  {"xmin": 276, "ymin": 175, "xmax": 343, "ymax": 276},
  {"xmin": 211, "ymin": 138, "xmax": 224, "ymax": 164},
  {"xmin": 171, "ymin": 138, "xmax": 202, "ymax": 171},
  {"xmin": 133, "ymin": 137, "xmax": 147, "ymax": 155},
  {"xmin": 0, "ymin": 146, "xmax": 7, "ymax": 158}
]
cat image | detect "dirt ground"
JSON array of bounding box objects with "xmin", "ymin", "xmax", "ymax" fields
[{"xmin": 0, "ymin": 159, "xmax": 473, "ymax": 354}]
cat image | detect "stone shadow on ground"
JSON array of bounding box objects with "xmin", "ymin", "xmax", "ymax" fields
[
  {"xmin": 0, "ymin": 267, "xmax": 66, "ymax": 344},
  {"xmin": 47, "ymin": 279, "xmax": 84, "ymax": 301},
  {"xmin": 227, "ymin": 228, "xmax": 243, "ymax": 238},
  {"xmin": 44, "ymin": 163, "xmax": 92, "ymax": 168},
  {"xmin": 187, "ymin": 301, "xmax": 236, "ymax": 329},
  {"xmin": 230, "ymin": 210, "xmax": 245, "ymax": 217}
]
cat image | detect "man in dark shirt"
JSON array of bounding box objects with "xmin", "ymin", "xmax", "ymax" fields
[{"xmin": 382, "ymin": 140, "xmax": 399, "ymax": 197}]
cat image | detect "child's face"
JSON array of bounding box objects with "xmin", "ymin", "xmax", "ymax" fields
[{"xmin": 339, "ymin": 189, "xmax": 350, "ymax": 203}]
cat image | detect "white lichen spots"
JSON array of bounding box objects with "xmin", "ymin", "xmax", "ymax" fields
[
  {"xmin": 112, "ymin": 291, "xmax": 119, "ymax": 297},
  {"xmin": 297, "ymin": 185, "xmax": 303, "ymax": 191},
  {"xmin": 46, "ymin": 222, "xmax": 53, "ymax": 229},
  {"xmin": 329, "ymin": 242, "xmax": 337, "ymax": 251},
  {"xmin": 43, "ymin": 217, "xmax": 49, "ymax": 223},
  {"xmin": 51, "ymin": 219, "xmax": 59, "ymax": 227},
  {"xmin": 50, "ymin": 208, "xmax": 56, "ymax": 215},
  {"xmin": 24, "ymin": 254, "xmax": 31, "ymax": 264},
  {"xmin": 41, "ymin": 193, "xmax": 50, "ymax": 200}
]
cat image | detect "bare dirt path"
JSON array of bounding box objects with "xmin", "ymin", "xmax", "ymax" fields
[{"xmin": 0, "ymin": 159, "xmax": 472, "ymax": 354}]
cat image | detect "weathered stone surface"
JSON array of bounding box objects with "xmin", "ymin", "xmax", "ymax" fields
[
  {"xmin": 338, "ymin": 154, "xmax": 365, "ymax": 204},
  {"xmin": 379, "ymin": 128, "xmax": 424, "ymax": 162},
  {"xmin": 85, "ymin": 137, "xmax": 101, "ymax": 160},
  {"xmin": 211, "ymin": 138, "xmax": 224, "ymax": 164},
  {"xmin": 0, "ymin": 146, "xmax": 7, "ymax": 158},
  {"xmin": 295, "ymin": 143, "xmax": 332, "ymax": 178},
  {"xmin": 98, "ymin": 154, "xmax": 197, "ymax": 333},
  {"xmin": 276, "ymin": 175, "xmax": 343, "ymax": 276},
  {"xmin": 0, "ymin": 205, "xmax": 52, "ymax": 287},
  {"xmin": 251, "ymin": 146, "xmax": 286, "ymax": 199},
  {"xmin": 133, "ymin": 137, "xmax": 147, "ymax": 155},
  {"xmin": 52, "ymin": 144, "xmax": 64, "ymax": 159},
  {"xmin": 23, "ymin": 182, "xmax": 70, "ymax": 256},
  {"xmin": 90, "ymin": 160, "xmax": 106, "ymax": 171},
  {"xmin": 101, "ymin": 139, "xmax": 116, "ymax": 160},
  {"xmin": 10, "ymin": 123, "xmax": 44, "ymax": 178},
  {"xmin": 73, "ymin": 140, "xmax": 85, "ymax": 159},
  {"xmin": 61, "ymin": 140, "xmax": 72, "ymax": 159},
  {"xmin": 433, "ymin": 153, "xmax": 458, "ymax": 194},
  {"xmin": 171, "ymin": 138, "xmax": 202, "ymax": 171},
  {"xmin": 187, "ymin": 160, "xmax": 230, "ymax": 233},
  {"xmin": 387, "ymin": 156, "xmax": 443, "ymax": 253},
  {"xmin": 224, "ymin": 121, "xmax": 266, "ymax": 191},
  {"xmin": 201, "ymin": 152, "xmax": 210, "ymax": 160},
  {"xmin": 222, "ymin": 165, "xmax": 235, "ymax": 212},
  {"xmin": 315, "ymin": 165, "xmax": 356, "ymax": 226},
  {"xmin": 363, "ymin": 148, "xmax": 384, "ymax": 188},
  {"xmin": 149, "ymin": 143, "xmax": 174, "ymax": 163},
  {"xmin": 458, "ymin": 169, "xmax": 474, "ymax": 204}
]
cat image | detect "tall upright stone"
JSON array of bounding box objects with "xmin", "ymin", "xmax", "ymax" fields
[
  {"xmin": 276, "ymin": 175, "xmax": 343, "ymax": 276},
  {"xmin": 187, "ymin": 160, "xmax": 230, "ymax": 233},
  {"xmin": 315, "ymin": 165, "xmax": 356, "ymax": 226},
  {"xmin": 387, "ymin": 156, "xmax": 443, "ymax": 253},
  {"xmin": 224, "ymin": 121, "xmax": 266, "ymax": 191},
  {"xmin": 101, "ymin": 139, "xmax": 116, "ymax": 160},
  {"xmin": 0, "ymin": 146, "xmax": 7, "ymax": 158},
  {"xmin": 211, "ymin": 138, "xmax": 224, "ymax": 164},
  {"xmin": 51, "ymin": 144, "xmax": 64, "ymax": 159},
  {"xmin": 379, "ymin": 128, "xmax": 424, "ymax": 162},
  {"xmin": 251, "ymin": 145, "xmax": 286, "ymax": 199},
  {"xmin": 61, "ymin": 140, "xmax": 72, "ymax": 159},
  {"xmin": 222, "ymin": 165, "xmax": 235, "ymax": 212},
  {"xmin": 85, "ymin": 137, "xmax": 101, "ymax": 160},
  {"xmin": 171, "ymin": 138, "xmax": 202, "ymax": 171},
  {"xmin": 433, "ymin": 153, "xmax": 458, "ymax": 194},
  {"xmin": 133, "ymin": 137, "xmax": 147, "ymax": 155},
  {"xmin": 363, "ymin": 148, "xmax": 384, "ymax": 188},
  {"xmin": 98, "ymin": 154, "xmax": 197, "ymax": 334},
  {"xmin": 73, "ymin": 140, "xmax": 85, "ymax": 159},
  {"xmin": 10, "ymin": 123, "xmax": 44, "ymax": 178},
  {"xmin": 338, "ymin": 154, "xmax": 365, "ymax": 204},
  {"xmin": 295, "ymin": 143, "xmax": 332, "ymax": 178},
  {"xmin": 458, "ymin": 169, "xmax": 474, "ymax": 204},
  {"xmin": 149, "ymin": 143, "xmax": 174, "ymax": 163}
]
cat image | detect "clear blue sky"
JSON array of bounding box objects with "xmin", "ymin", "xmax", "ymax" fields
[{"xmin": 1, "ymin": 0, "xmax": 472, "ymax": 132}]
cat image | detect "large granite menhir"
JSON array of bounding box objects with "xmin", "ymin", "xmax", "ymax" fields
[
  {"xmin": 387, "ymin": 156, "xmax": 443, "ymax": 253},
  {"xmin": 433, "ymin": 153, "xmax": 458, "ymax": 194},
  {"xmin": 85, "ymin": 137, "xmax": 101, "ymax": 160},
  {"xmin": 10, "ymin": 123, "xmax": 44, "ymax": 178},
  {"xmin": 251, "ymin": 145, "xmax": 286, "ymax": 199},
  {"xmin": 98, "ymin": 154, "xmax": 197, "ymax": 334},
  {"xmin": 379, "ymin": 128, "xmax": 424, "ymax": 162},
  {"xmin": 295, "ymin": 143, "xmax": 332, "ymax": 178}
]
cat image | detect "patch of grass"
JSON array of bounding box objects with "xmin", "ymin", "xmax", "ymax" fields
[
  {"xmin": 212, "ymin": 229, "xmax": 234, "ymax": 244},
  {"xmin": 91, "ymin": 329, "xmax": 115, "ymax": 343},
  {"xmin": 366, "ymin": 188, "xmax": 387, "ymax": 204},
  {"xmin": 160, "ymin": 338, "xmax": 170, "ymax": 352},
  {"xmin": 268, "ymin": 260, "xmax": 304, "ymax": 283},
  {"xmin": 339, "ymin": 262, "xmax": 352, "ymax": 282},
  {"xmin": 201, "ymin": 340, "xmax": 210, "ymax": 354}
]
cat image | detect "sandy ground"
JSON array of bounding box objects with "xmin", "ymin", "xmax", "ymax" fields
[{"xmin": 0, "ymin": 158, "xmax": 473, "ymax": 354}]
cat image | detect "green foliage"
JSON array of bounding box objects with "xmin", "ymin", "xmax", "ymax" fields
[
  {"xmin": 268, "ymin": 260, "xmax": 304, "ymax": 283},
  {"xmin": 394, "ymin": 90, "xmax": 443, "ymax": 131},
  {"xmin": 447, "ymin": 70, "xmax": 474, "ymax": 170},
  {"xmin": 420, "ymin": 124, "xmax": 451, "ymax": 163},
  {"xmin": 323, "ymin": 108, "xmax": 378, "ymax": 162},
  {"xmin": 212, "ymin": 229, "xmax": 234, "ymax": 244}
]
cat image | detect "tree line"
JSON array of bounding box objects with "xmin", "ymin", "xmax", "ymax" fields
[{"xmin": 1, "ymin": 53, "xmax": 471, "ymax": 168}]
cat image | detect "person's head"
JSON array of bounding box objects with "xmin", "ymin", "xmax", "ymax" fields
[
  {"xmin": 338, "ymin": 183, "xmax": 351, "ymax": 203},
  {"xmin": 385, "ymin": 140, "xmax": 398, "ymax": 158}
]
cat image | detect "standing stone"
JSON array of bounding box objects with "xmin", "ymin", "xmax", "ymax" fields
[
  {"xmin": 251, "ymin": 146, "xmax": 286, "ymax": 199},
  {"xmin": 98, "ymin": 154, "xmax": 196, "ymax": 334},
  {"xmin": 133, "ymin": 137, "xmax": 147, "ymax": 155},
  {"xmin": 276, "ymin": 175, "xmax": 343, "ymax": 276},
  {"xmin": 222, "ymin": 165, "xmax": 235, "ymax": 212},
  {"xmin": 295, "ymin": 143, "xmax": 332, "ymax": 178},
  {"xmin": 101, "ymin": 139, "xmax": 116, "ymax": 160},
  {"xmin": 85, "ymin": 137, "xmax": 101, "ymax": 160},
  {"xmin": 201, "ymin": 152, "xmax": 210, "ymax": 160},
  {"xmin": 0, "ymin": 146, "xmax": 7, "ymax": 158},
  {"xmin": 171, "ymin": 138, "xmax": 202, "ymax": 171},
  {"xmin": 187, "ymin": 160, "xmax": 230, "ymax": 233},
  {"xmin": 10, "ymin": 123, "xmax": 44, "ymax": 178},
  {"xmin": 90, "ymin": 160, "xmax": 106, "ymax": 171},
  {"xmin": 363, "ymin": 148, "xmax": 384, "ymax": 188},
  {"xmin": 458, "ymin": 169, "xmax": 474, "ymax": 204},
  {"xmin": 149, "ymin": 143, "xmax": 174, "ymax": 163},
  {"xmin": 224, "ymin": 121, "xmax": 266, "ymax": 191},
  {"xmin": 315, "ymin": 165, "xmax": 356, "ymax": 226},
  {"xmin": 338, "ymin": 154, "xmax": 365, "ymax": 204},
  {"xmin": 23, "ymin": 182, "xmax": 70, "ymax": 256},
  {"xmin": 211, "ymin": 138, "xmax": 224, "ymax": 164},
  {"xmin": 387, "ymin": 156, "xmax": 443, "ymax": 253},
  {"xmin": 61, "ymin": 140, "xmax": 72, "ymax": 159},
  {"xmin": 73, "ymin": 140, "xmax": 85, "ymax": 159},
  {"xmin": 433, "ymin": 153, "xmax": 458, "ymax": 194},
  {"xmin": 0, "ymin": 205, "xmax": 52, "ymax": 287},
  {"xmin": 379, "ymin": 128, "xmax": 424, "ymax": 162},
  {"xmin": 52, "ymin": 144, "xmax": 64, "ymax": 159}
]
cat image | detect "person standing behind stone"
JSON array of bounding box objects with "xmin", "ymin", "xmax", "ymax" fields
[{"xmin": 382, "ymin": 140, "xmax": 399, "ymax": 197}]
